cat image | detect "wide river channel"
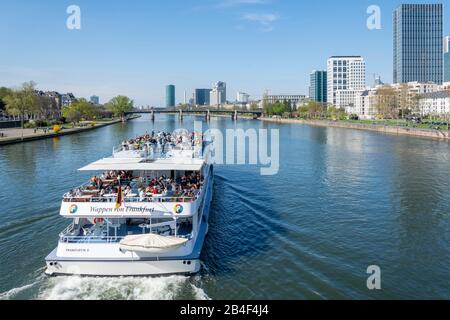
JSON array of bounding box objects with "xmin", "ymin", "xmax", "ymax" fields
[{"xmin": 0, "ymin": 115, "xmax": 448, "ymax": 299}]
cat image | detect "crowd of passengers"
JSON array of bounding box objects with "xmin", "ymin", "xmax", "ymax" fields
[
  {"xmin": 136, "ymin": 172, "xmax": 203, "ymax": 200},
  {"xmin": 121, "ymin": 131, "xmax": 201, "ymax": 152},
  {"xmin": 65, "ymin": 170, "xmax": 204, "ymax": 202}
]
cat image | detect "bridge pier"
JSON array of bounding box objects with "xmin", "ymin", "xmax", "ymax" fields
[
  {"xmin": 206, "ymin": 110, "xmax": 211, "ymax": 121},
  {"xmin": 179, "ymin": 109, "xmax": 183, "ymax": 121},
  {"xmin": 151, "ymin": 110, "xmax": 155, "ymax": 121},
  {"xmin": 232, "ymin": 110, "xmax": 238, "ymax": 121}
]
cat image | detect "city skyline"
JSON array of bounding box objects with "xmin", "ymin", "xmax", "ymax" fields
[{"xmin": 1, "ymin": 0, "xmax": 449, "ymax": 106}]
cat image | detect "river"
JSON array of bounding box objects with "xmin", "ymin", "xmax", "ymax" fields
[{"xmin": 0, "ymin": 115, "xmax": 448, "ymax": 300}]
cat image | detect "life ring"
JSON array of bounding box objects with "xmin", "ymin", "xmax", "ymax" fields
[{"xmin": 93, "ymin": 218, "xmax": 104, "ymax": 224}]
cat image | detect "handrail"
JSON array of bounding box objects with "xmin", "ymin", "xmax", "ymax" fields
[
  {"xmin": 67, "ymin": 178, "xmax": 139, "ymax": 191},
  {"xmin": 65, "ymin": 179, "xmax": 203, "ymax": 203},
  {"xmin": 59, "ymin": 235, "xmax": 125, "ymax": 244},
  {"xmin": 62, "ymin": 195, "xmax": 199, "ymax": 203},
  {"xmin": 112, "ymin": 144, "xmax": 201, "ymax": 160},
  {"xmin": 59, "ymin": 224, "xmax": 75, "ymax": 237},
  {"xmin": 59, "ymin": 234, "xmax": 191, "ymax": 244}
]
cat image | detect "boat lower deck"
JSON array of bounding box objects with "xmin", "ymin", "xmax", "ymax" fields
[{"xmin": 60, "ymin": 220, "xmax": 193, "ymax": 244}]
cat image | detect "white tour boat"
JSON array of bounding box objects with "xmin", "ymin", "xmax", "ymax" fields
[{"xmin": 45, "ymin": 130, "xmax": 213, "ymax": 276}]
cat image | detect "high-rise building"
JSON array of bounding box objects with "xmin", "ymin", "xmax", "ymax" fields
[
  {"xmin": 393, "ymin": 4, "xmax": 443, "ymax": 85},
  {"xmin": 194, "ymin": 89, "xmax": 211, "ymax": 106},
  {"xmin": 445, "ymin": 36, "xmax": 450, "ymax": 83},
  {"xmin": 327, "ymin": 56, "xmax": 366, "ymax": 106},
  {"xmin": 374, "ymin": 75, "xmax": 384, "ymax": 86},
  {"xmin": 165, "ymin": 85, "xmax": 175, "ymax": 108},
  {"xmin": 309, "ymin": 70, "xmax": 327, "ymax": 103},
  {"xmin": 236, "ymin": 92, "xmax": 250, "ymax": 103},
  {"xmin": 210, "ymin": 81, "xmax": 227, "ymax": 106},
  {"xmin": 90, "ymin": 95, "xmax": 99, "ymax": 105}
]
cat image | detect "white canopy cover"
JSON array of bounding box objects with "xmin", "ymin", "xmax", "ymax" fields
[
  {"xmin": 78, "ymin": 158, "xmax": 204, "ymax": 172},
  {"xmin": 119, "ymin": 234, "xmax": 189, "ymax": 253}
]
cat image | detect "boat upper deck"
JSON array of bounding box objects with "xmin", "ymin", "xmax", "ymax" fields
[
  {"xmin": 78, "ymin": 130, "xmax": 207, "ymax": 172},
  {"xmin": 63, "ymin": 172, "xmax": 205, "ymax": 204},
  {"xmin": 113, "ymin": 130, "xmax": 204, "ymax": 161},
  {"xmin": 60, "ymin": 131, "xmax": 211, "ymax": 217}
]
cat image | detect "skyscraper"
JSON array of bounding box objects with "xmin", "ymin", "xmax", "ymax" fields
[
  {"xmin": 445, "ymin": 36, "xmax": 450, "ymax": 83},
  {"xmin": 90, "ymin": 95, "xmax": 99, "ymax": 105},
  {"xmin": 236, "ymin": 92, "xmax": 250, "ymax": 103},
  {"xmin": 309, "ymin": 70, "xmax": 327, "ymax": 103},
  {"xmin": 393, "ymin": 4, "xmax": 443, "ymax": 85},
  {"xmin": 327, "ymin": 56, "xmax": 366, "ymax": 106},
  {"xmin": 165, "ymin": 85, "xmax": 175, "ymax": 108},
  {"xmin": 210, "ymin": 81, "xmax": 227, "ymax": 106},
  {"xmin": 194, "ymin": 89, "xmax": 211, "ymax": 106}
]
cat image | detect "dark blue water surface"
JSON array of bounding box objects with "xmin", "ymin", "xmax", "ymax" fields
[{"xmin": 0, "ymin": 115, "xmax": 448, "ymax": 300}]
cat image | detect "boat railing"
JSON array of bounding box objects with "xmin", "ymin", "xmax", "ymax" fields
[
  {"xmin": 59, "ymin": 234, "xmax": 192, "ymax": 244},
  {"xmin": 60, "ymin": 224, "xmax": 76, "ymax": 236},
  {"xmin": 64, "ymin": 178, "xmax": 136, "ymax": 197},
  {"xmin": 112, "ymin": 147, "xmax": 173, "ymax": 160},
  {"xmin": 112, "ymin": 142, "xmax": 203, "ymax": 160},
  {"xmin": 62, "ymin": 195, "xmax": 199, "ymax": 203},
  {"xmin": 75, "ymin": 178, "xmax": 134, "ymax": 188},
  {"xmin": 64, "ymin": 179, "xmax": 203, "ymax": 203},
  {"xmin": 59, "ymin": 235, "xmax": 125, "ymax": 244}
]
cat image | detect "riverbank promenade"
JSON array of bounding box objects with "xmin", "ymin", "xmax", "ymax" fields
[
  {"xmin": 0, "ymin": 116, "xmax": 140, "ymax": 146},
  {"xmin": 261, "ymin": 118, "xmax": 450, "ymax": 140}
]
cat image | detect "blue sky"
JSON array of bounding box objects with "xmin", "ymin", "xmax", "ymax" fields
[{"xmin": 0, "ymin": 0, "xmax": 448, "ymax": 106}]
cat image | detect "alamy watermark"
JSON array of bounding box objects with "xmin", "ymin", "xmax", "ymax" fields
[
  {"xmin": 66, "ymin": 5, "xmax": 81, "ymax": 30},
  {"xmin": 366, "ymin": 265, "xmax": 382, "ymax": 290},
  {"xmin": 195, "ymin": 120, "xmax": 280, "ymax": 176},
  {"xmin": 367, "ymin": 5, "xmax": 381, "ymax": 30}
]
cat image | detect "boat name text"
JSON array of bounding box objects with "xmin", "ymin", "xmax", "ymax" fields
[{"xmin": 90, "ymin": 206, "xmax": 155, "ymax": 214}]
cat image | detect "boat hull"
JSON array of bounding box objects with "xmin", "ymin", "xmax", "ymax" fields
[{"xmin": 45, "ymin": 258, "xmax": 201, "ymax": 277}]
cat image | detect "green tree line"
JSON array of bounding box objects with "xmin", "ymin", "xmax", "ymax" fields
[{"xmin": 1, "ymin": 81, "xmax": 134, "ymax": 127}]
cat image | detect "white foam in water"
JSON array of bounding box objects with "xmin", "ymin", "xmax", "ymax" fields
[
  {"xmin": 191, "ymin": 284, "xmax": 211, "ymax": 300},
  {"xmin": 0, "ymin": 281, "xmax": 39, "ymax": 300},
  {"xmin": 38, "ymin": 276, "xmax": 210, "ymax": 300}
]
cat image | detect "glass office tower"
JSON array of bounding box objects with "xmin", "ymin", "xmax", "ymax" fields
[
  {"xmin": 165, "ymin": 85, "xmax": 175, "ymax": 108},
  {"xmin": 393, "ymin": 4, "xmax": 443, "ymax": 84},
  {"xmin": 445, "ymin": 36, "xmax": 450, "ymax": 83},
  {"xmin": 194, "ymin": 89, "xmax": 211, "ymax": 106},
  {"xmin": 309, "ymin": 70, "xmax": 327, "ymax": 103}
]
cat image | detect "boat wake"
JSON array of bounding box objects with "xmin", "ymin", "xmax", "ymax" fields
[
  {"xmin": 0, "ymin": 281, "xmax": 40, "ymax": 300},
  {"xmin": 36, "ymin": 275, "xmax": 210, "ymax": 300}
]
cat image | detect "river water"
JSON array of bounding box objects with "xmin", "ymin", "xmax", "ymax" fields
[{"xmin": 0, "ymin": 115, "xmax": 448, "ymax": 300}]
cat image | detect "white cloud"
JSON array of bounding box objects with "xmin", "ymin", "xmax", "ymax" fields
[
  {"xmin": 218, "ymin": 0, "xmax": 270, "ymax": 8},
  {"xmin": 241, "ymin": 13, "xmax": 279, "ymax": 31}
]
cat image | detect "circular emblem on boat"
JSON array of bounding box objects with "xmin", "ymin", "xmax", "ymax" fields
[
  {"xmin": 174, "ymin": 204, "xmax": 184, "ymax": 214},
  {"xmin": 69, "ymin": 204, "xmax": 78, "ymax": 214}
]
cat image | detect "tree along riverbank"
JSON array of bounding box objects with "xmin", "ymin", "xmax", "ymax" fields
[
  {"xmin": 0, "ymin": 116, "xmax": 140, "ymax": 146},
  {"xmin": 260, "ymin": 117, "xmax": 450, "ymax": 140}
]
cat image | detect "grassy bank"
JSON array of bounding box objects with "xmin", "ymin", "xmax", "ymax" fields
[{"xmin": 261, "ymin": 117, "xmax": 450, "ymax": 140}]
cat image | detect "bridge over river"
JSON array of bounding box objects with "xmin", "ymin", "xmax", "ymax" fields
[{"xmin": 125, "ymin": 109, "xmax": 263, "ymax": 121}]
